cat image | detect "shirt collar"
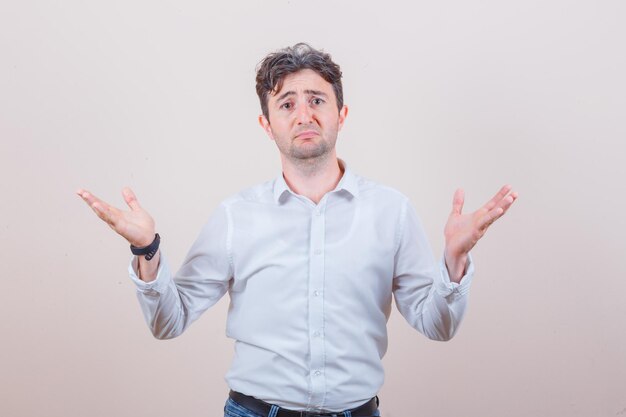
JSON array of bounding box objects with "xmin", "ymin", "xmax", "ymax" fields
[{"xmin": 273, "ymin": 158, "xmax": 360, "ymax": 203}]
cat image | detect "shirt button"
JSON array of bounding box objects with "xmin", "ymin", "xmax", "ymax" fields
[
  {"xmin": 313, "ymin": 330, "xmax": 321, "ymax": 337},
  {"xmin": 313, "ymin": 290, "xmax": 320, "ymax": 297},
  {"xmin": 315, "ymin": 211, "xmax": 322, "ymax": 216},
  {"xmin": 314, "ymin": 249, "xmax": 322, "ymax": 255},
  {"xmin": 314, "ymin": 370, "xmax": 321, "ymax": 376}
]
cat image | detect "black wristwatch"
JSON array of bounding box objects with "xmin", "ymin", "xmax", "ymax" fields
[{"xmin": 130, "ymin": 233, "xmax": 160, "ymax": 260}]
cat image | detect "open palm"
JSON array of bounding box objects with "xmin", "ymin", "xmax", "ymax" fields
[
  {"xmin": 77, "ymin": 187, "xmax": 155, "ymax": 248},
  {"xmin": 444, "ymin": 185, "xmax": 518, "ymax": 258}
]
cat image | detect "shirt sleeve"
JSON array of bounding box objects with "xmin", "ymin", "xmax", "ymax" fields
[
  {"xmin": 392, "ymin": 199, "xmax": 474, "ymax": 341},
  {"xmin": 128, "ymin": 203, "xmax": 233, "ymax": 339}
]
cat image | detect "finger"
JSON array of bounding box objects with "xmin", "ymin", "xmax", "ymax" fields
[
  {"xmin": 122, "ymin": 187, "xmax": 141, "ymax": 211},
  {"xmin": 92, "ymin": 201, "xmax": 123, "ymax": 229},
  {"xmin": 478, "ymin": 206, "xmax": 504, "ymax": 231},
  {"xmin": 498, "ymin": 191, "xmax": 518, "ymax": 216},
  {"xmin": 451, "ymin": 188, "xmax": 464, "ymax": 215},
  {"xmin": 483, "ymin": 184, "xmax": 513, "ymax": 211},
  {"xmin": 478, "ymin": 192, "xmax": 518, "ymax": 230},
  {"xmin": 77, "ymin": 189, "xmax": 108, "ymax": 210},
  {"xmin": 77, "ymin": 189, "xmax": 119, "ymax": 225},
  {"xmin": 91, "ymin": 201, "xmax": 109, "ymax": 222}
]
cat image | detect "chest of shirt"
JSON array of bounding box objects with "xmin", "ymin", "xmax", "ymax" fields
[{"xmin": 228, "ymin": 196, "xmax": 400, "ymax": 301}]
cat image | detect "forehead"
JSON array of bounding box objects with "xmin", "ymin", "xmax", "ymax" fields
[{"xmin": 270, "ymin": 69, "xmax": 334, "ymax": 100}]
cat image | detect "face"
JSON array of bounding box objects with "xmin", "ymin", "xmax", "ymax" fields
[{"xmin": 259, "ymin": 69, "xmax": 348, "ymax": 164}]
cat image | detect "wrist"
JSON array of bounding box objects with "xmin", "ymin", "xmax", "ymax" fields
[
  {"xmin": 132, "ymin": 232, "xmax": 156, "ymax": 248},
  {"xmin": 131, "ymin": 233, "xmax": 160, "ymax": 261},
  {"xmin": 444, "ymin": 248, "xmax": 468, "ymax": 283}
]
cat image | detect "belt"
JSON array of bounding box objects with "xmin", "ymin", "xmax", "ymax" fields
[{"xmin": 229, "ymin": 390, "xmax": 379, "ymax": 417}]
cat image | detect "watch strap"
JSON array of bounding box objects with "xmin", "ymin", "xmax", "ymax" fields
[{"xmin": 130, "ymin": 233, "xmax": 160, "ymax": 260}]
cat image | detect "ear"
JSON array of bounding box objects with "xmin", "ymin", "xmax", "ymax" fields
[
  {"xmin": 258, "ymin": 114, "xmax": 274, "ymax": 140},
  {"xmin": 337, "ymin": 105, "xmax": 349, "ymax": 131}
]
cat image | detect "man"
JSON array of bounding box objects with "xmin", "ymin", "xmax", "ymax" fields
[{"xmin": 77, "ymin": 43, "xmax": 517, "ymax": 417}]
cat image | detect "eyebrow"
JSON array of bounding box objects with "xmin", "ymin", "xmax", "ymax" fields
[{"xmin": 275, "ymin": 89, "xmax": 328, "ymax": 103}]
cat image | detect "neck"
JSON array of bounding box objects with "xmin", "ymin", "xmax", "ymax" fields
[{"xmin": 281, "ymin": 153, "xmax": 344, "ymax": 204}]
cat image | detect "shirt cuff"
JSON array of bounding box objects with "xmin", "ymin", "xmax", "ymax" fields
[
  {"xmin": 128, "ymin": 253, "xmax": 172, "ymax": 293},
  {"xmin": 435, "ymin": 252, "xmax": 474, "ymax": 299}
]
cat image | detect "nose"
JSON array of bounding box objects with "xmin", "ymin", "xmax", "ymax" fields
[{"xmin": 295, "ymin": 101, "xmax": 313, "ymax": 124}]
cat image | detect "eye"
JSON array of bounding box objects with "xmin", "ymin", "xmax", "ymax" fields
[
  {"xmin": 280, "ymin": 101, "xmax": 292, "ymax": 110},
  {"xmin": 311, "ymin": 97, "xmax": 325, "ymax": 106}
]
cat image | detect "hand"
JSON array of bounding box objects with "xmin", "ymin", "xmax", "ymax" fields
[
  {"xmin": 444, "ymin": 185, "xmax": 518, "ymax": 281},
  {"xmin": 76, "ymin": 187, "xmax": 156, "ymax": 247}
]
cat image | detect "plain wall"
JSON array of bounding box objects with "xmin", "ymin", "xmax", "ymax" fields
[{"xmin": 1, "ymin": 1, "xmax": 625, "ymax": 416}]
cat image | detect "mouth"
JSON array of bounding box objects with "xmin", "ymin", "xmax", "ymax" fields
[{"xmin": 295, "ymin": 130, "xmax": 320, "ymax": 140}]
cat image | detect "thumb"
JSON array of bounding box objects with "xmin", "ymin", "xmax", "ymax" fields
[
  {"xmin": 122, "ymin": 187, "xmax": 141, "ymax": 211},
  {"xmin": 451, "ymin": 188, "xmax": 464, "ymax": 215}
]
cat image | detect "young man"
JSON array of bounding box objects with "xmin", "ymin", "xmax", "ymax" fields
[{"xmin": 78, "ymin": 43, "xmax": 517, "ymax": 417}]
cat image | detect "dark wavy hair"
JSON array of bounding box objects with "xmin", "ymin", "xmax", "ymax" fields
[{"xmin": 255, "ymin": 43, "xmax": 343, "ymax": 120}]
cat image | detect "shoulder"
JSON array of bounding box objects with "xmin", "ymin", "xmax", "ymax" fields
[
  {"xmin": 219, "ymin": 179, "xmax": 275, "ymax": 208},
  {"xmin": 353, "ymin": 171, "xmax": 411, "ymax": 207}
]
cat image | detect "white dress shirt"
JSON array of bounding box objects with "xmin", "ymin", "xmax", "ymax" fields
[{"xmin": 128, "ymin": 159, "xmax": 474, "ymax": 412}]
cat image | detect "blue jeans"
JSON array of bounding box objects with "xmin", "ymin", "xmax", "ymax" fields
[{"xmin": 224, "ymin": 398, "xmax": 381, "ymax": 417}]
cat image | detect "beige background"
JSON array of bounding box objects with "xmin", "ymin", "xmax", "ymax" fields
[{"xmin": 1, "ymin": 1, "xmax": 625, "ymax": 416}]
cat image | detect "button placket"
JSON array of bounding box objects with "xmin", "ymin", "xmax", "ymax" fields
[{"xmin": 307, "ymin": 204, "xmax": 326, "ymax": 406}]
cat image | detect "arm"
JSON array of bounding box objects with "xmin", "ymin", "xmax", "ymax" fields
[
  {"xmin": 128, "ymin": 205, "xmax": 231, "ymax": 339},
  {"xmin": 77, "ymin": 188, "xmax": 231, "ymax": 339},
  {"xmin": 393, "ymin": 185, "xmax": 517, "ymax": 341},
  {"xmin": 392, "ymin": 201, "xmax": 473, "ymax": 341}
]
